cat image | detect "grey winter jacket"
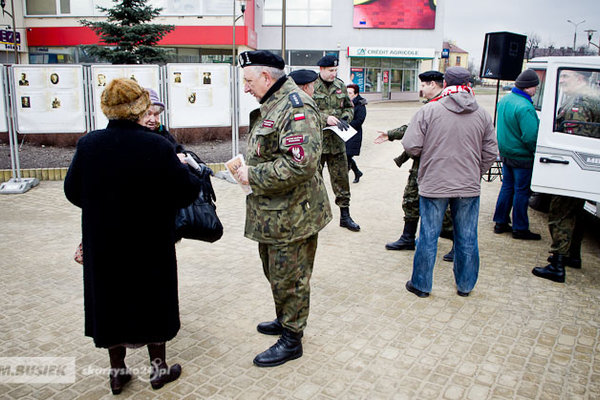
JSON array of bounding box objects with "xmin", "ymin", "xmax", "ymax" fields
[{"xmin": 402, "ymin": 91, "xmax": 498, "ymax": 198}]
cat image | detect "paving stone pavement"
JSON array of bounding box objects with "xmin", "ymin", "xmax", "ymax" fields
[{"xmin": 1, "ymin": 93, "xmax": 599, "ymax": 399}]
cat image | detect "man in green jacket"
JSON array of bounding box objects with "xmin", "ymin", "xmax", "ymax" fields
[
  {"xmin": 236, "ymin": 51, "xmax": 332, "ymax": 367},
  {"xmin": 313, "ymin": 55, "xmax": 360, "ymax": 231},
  {"xmin": 492, "ymin": 69, "xmax": 541, "ymax": 240}
]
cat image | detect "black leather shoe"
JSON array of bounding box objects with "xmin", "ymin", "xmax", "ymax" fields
[
  {"xmin": 257, "ymin": 318, "xmax": 283, "ymax": 335},
  {"xmin": 493, "ymin": 223, "xmax": 512, "ymax": 234},
  {"xmin": 352, "ymin": 170, "xmax": 363, "ymax": 183},
  {"xmin": 150, "ymin": 364, "xmax": 182, "ymax": 390},
  {"xmin": 457, "ymin": 290, "xmax": 469, "ymax": 297},
  {"xmin": 109, "ymin": 369, "xmax": 132, "ymax": 395},
  {"xmin": 385, "ymin": 237, "xmax": 415, "ymax": 250},
  {"xmin": 253, "ymin": 329, "xmax": 303, "ymax": 367},
  {"xmin": 512, "ymin": 230, "xmax": 541, "ymax": 240},
  {"xmin": 442, "ymin": 247, "xmax": 454, "ymax": 262},
  {"xmin": 405, "ymin": 281, "xmax": 429, "ymax": 298}
]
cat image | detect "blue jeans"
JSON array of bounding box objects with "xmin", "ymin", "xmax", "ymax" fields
[
  {"xmin": 492, "ymin": 165, "xmax": 533, "ymax": 232},
  {"xmin": 411, "ymin": 196, "xmax": 480, "ymax": 294}
]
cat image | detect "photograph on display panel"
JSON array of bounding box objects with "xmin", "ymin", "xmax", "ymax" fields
[
  {"xmin": 13, "ymin": 66, "xmax": 86, "ymax": 134},
  {"xmin": 353, "ymin": 0, "xmax": 436, "ymax": 29},
  {"xmin": 166, "ymin": 63, "xmax": 231, "ymax": 128},
  {"xmin": 91, "ymin": 65, "xmax": 160, "ymax": 130}
]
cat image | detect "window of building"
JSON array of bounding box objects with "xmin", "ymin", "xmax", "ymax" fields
[
  {"xmin": 554, "ymin": 68, "xmax": 600, "ymax": 138},
  {"xmin": 26, "ymin": 0, "xmax": 73, "ymax": 15},
  {"xmin": 263, "ymin": 0, "xmax": 332, "ymax": 26},
  {"xmin": 349, "ymin": 57, "xmax": 419, "ymax": 93},
  {"xmin": 290, "ymin": 50, "xmax": 325, "ymax": 66},
  {"xmin": 455, "ymin": 56, "xmax": 461, "ymax": 66}
]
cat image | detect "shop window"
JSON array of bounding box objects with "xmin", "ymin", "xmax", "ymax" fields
[
  {"xmin": 365, "ymin": 58, "xmax": 380, "ymax": 68},
  {"xmin": 264, "ymin": 0, "xmax": 332, "ymax": 26},
  {"xmin": 351, "ymin": 58, "xmax": 365, "ymax": 67},
  {"xmin": 290, "ymin": 50, "xmax": 325, "ymax": 66}
]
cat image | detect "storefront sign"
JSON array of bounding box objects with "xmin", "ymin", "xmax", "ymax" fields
[
  {"xmin": 0, "ymin": 29, "xmax": 21, "ymax": 51},
  {"xmin": 348, "ymin": 47, "xmax": 435, "ymax": 59},
  {"xmin": 442, "ymin": 48, "xmax": 450, "ymax": 58}
]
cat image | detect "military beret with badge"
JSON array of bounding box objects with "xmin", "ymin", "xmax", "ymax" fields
[
  {"xmin": 238, "ymin": 50, "xmax": 285, "ymax": 70},
  {"xmin": 289, "ymin": 69, "xmax": 318, "ymax": 85},
  {"xmin": 317, "ymin": 55, "xmax": 339, "ymax": 67},
  {"xmin": 418, "ymin": 70, "xmax": 444, "ymax": 83}
]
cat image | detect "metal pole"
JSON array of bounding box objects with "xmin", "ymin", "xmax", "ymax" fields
[
  {"xmin": 9, "ymin": 0, "xmax": 17, "ymax": 64},
  {"xmin": 281, "ymin": 0, "xmax": 286, "ymax": 63},
  {"xmin": 493, "ymin": 79, "xmax": 500, "ymax": 127},
  {"xmin": 231, "ymin": 0, "xmax": 239, "ymax": 157}
]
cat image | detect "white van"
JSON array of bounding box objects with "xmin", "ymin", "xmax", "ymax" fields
[{"xmin": 527, "ymin": 56, "xmax": 600, "ymax": 217}]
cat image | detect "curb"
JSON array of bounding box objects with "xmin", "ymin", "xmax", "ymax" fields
[{"xmin": 0, "ymin": 163, "xmax": 226, "ymax": 184}]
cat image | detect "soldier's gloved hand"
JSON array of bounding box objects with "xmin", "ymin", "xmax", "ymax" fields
[{"xmin": 336, "ymin": 119, "xmax": 350, "ymax": 131}]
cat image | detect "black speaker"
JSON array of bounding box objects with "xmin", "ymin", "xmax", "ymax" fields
[{"xmin": 480, "ymin": 32, "xmax": 527, "ymax": 80}]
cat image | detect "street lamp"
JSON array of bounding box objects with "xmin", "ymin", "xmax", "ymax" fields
[
  {"xmin": 567, "ymin": 19, "xmax": 585, "ymax": 54},
  {"xmin": 231, "ymin": 0, "xmax": 246, "ymax": 158}
]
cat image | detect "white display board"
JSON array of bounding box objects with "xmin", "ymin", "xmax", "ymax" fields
[
  {"xmin": 90, "ymin": 65, "xmax": 160, "ymax": 130},
  {"xmin": 166, "ymin": 63, "xmax": 232, "ymax": 128},
  {"xmin": 237, "ymin": 66, "xmax": 259, "ymax": 127},
  {"xmin": 0, "ymin": 71, "xmax": 7, "ymax": 132},
  {"xmin": 13, "ymin": 65, "xmax": 86, "ymax": 134}
]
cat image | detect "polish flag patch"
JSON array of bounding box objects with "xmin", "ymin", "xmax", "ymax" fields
[
  {"xmin": 294, "ymin": 113, "xmax": 305, "ymax": 121},
  {"xmin": 336, "ymin": 89, "xmax": 342, "ymax": 94},
  {"xmin": 571, "ymin": 107, "xmax": 579, "ymax": 113},
  {"xmin": 262, "ymin": 120, "xmax": 274, "ymax": 128}
]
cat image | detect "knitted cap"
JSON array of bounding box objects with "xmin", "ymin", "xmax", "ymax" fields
[
  {"xmin": 515, "ymin": 69, "xmax": 540, "ymax": 89},
  {"xmin": 100, "ymin": 78, "xmax": 150, "ymax": 121},
  {"xmin": 146, "ymin": 88, "xmax": 165, "ymax": 109},
  {"xmin": 444, "ymin": 67, "xmax": 471, "ymax": 86}
]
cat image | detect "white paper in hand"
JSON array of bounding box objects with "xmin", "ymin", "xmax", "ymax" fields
[{"xmin": 324, "ymin": 125, "xmax": 358, "ymax": 142}]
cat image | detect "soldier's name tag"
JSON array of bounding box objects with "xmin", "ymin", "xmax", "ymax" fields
[
  {"xmin": 262, "ymin": 120, "xmax": 275, "ymax": 128},
  {"xmin": 285, "ymin": 135, "xmax": 305, "ymax": 146}
]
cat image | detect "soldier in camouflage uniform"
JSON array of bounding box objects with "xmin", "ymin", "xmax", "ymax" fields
[
  {"xmin": 313, "ymin": 55, "xmax": 361, "ymax": 231},
  {"xmin": 533, "ymin": 69, "xmax": 600, "ymax": 283},
  {"xmin": 235, "ymin": 51, "xmax": 332, "ymax": 367},
  {"xmin": 374, "ymin": 71, "xmax": 454, "ymax": 260}
]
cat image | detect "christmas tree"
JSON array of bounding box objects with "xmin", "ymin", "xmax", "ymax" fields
[{"xmin": 80, "ymin": 0, "xmax": 175, "ymax": 64}]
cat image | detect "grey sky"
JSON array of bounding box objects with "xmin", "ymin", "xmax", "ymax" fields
[{"xmin": 444, "ymin": 0, "xmax": 600, "ymax": 66}]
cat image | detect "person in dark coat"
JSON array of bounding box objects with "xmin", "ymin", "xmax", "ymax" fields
[
  {"xmin": 346, "ymin": 84, "xmax": 367, "ymax": 183},
  {"xmin": 64, "ymin": 78, "xmax": 201, "ymax": 395}
]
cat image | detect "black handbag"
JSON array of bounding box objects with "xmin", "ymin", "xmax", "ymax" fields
[{"xmin": 175, "ymin": 152, "xmax": 223, "ymax": 243}]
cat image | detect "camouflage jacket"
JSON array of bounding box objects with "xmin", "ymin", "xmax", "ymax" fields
[
  {"xmin": 245, "ymin": 77, "xmax": 332, "ymax": 244},
  {"xmin": 556, "ymin": 93, "xmax": 600, "ymax": 138},
  {"xmin": 313, "ymin": 76, "xmax": 354, "ymax": 154}
]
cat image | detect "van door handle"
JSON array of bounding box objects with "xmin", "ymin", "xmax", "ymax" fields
[{"xmin": 540, "ymin": 157, "xmax": 569, "ymax": 165}]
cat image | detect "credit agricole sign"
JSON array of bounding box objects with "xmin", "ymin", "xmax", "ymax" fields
[{"xmin": 348, "ymin": 47, "xmax": 435, "ymax": 59}]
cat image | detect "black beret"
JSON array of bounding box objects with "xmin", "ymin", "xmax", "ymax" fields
[
  {"xmin": 418, "ymin": 70, "xmax": 444, "ymax": 82},
  {"xmin": 317, "ymin": 55, "xmax": 339, "ymax": 67},
  {"xmin": 289, "ymin": 69, "xmax": 318, "ymax": 85},
  {"xmin": 238, "ymin": 50, "xmax": 285, "ymax": 70}
]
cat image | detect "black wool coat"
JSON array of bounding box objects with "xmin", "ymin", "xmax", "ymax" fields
[
  {"xmin": 64, "ymin": 119, "xmax": 201, "ymax": 348},
  {"xmin": 346, "ymin": 95, "xmax": 368, "ymax": 157}
]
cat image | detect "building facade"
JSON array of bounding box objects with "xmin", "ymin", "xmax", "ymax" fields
[{"xmin": 4, "ymin": 0, "xmax": 447, "ymax": 102}]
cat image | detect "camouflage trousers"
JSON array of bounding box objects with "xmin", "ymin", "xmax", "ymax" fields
[
  {"xmin": 320, "ymin": 151, "xmax": 351, "ymax": 208},
  {"xmin": 548, "ymin": 195, "xmax": 585, "ymax": 255},
  {"xmin": 258, "ymin": 234, "xmax": 318, "ymax": 333},
  {"xmin": 403, "ymin": 159, "xmax": 453, "ymax": 235}
]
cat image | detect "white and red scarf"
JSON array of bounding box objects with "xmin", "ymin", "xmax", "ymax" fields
[{"xmin": 431, "ymin": 85, "xmax": 474, "ymax": 102}]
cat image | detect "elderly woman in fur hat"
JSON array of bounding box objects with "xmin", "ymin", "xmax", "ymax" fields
[{"xmin": 64, "ymin": 78, "xmax": 201, "ymax": 395}]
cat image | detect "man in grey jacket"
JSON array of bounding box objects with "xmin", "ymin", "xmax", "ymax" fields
[{"xmin": 402, "ymin": 67, "xmax": 498, "ymax": 298}]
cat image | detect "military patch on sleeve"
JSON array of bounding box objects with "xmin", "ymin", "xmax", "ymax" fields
[
  {"xmin": 284, "ymin": 135, "xmax": 305, "ymax": 146},
  {"xmin": 262, "ymin": 120, "xmax": 274, "ymax": 128},
  {"xmin": 289, "ymin": 145, "xmax": 305, "ymax": 162},
  {"xmin": 294, "ymin": 113, "xmax": 305, "ymax": 121},
  {"xmin": 289, "ymin": 92, "xmax": 304, "ymax": 108}
]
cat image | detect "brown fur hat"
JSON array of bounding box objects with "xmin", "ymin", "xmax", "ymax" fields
[{"xmin": 100, "ymin": 78, "xmax": 150, "ymax": 121}]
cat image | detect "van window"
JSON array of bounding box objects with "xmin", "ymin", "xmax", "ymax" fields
[
  {"xmin": 531, "ymin": 69, "xmax": 546, "ymax": 111},
  {"xmin": 554, "ymin": 68, "xmax": 600, "ymax": 139}
]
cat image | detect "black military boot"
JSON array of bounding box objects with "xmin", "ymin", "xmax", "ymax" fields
[
  {"xmin": 350, "ymin": 161, "xmax": 363, "ymax": 183},
  {"xmin": 547, "ymin": 253, "xmax": 582, "ymax": 269},
  {"xmin": 253, "ymin": 329, "xmax": 303, "ymax": 367},
  {"xmin": 532, "ymin": 254, "xmax": 566, "ymax": 283},
  {"xmin": 385, "ymin": 220, "xmax": 418, "ymax": 250},
  {"xmin": 257, "ymin": 318, "xmax": 283, "ymax": 335},
  {"xmin": 340, "ymin": 207, "xmax": 360, "ymax": 231}
]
